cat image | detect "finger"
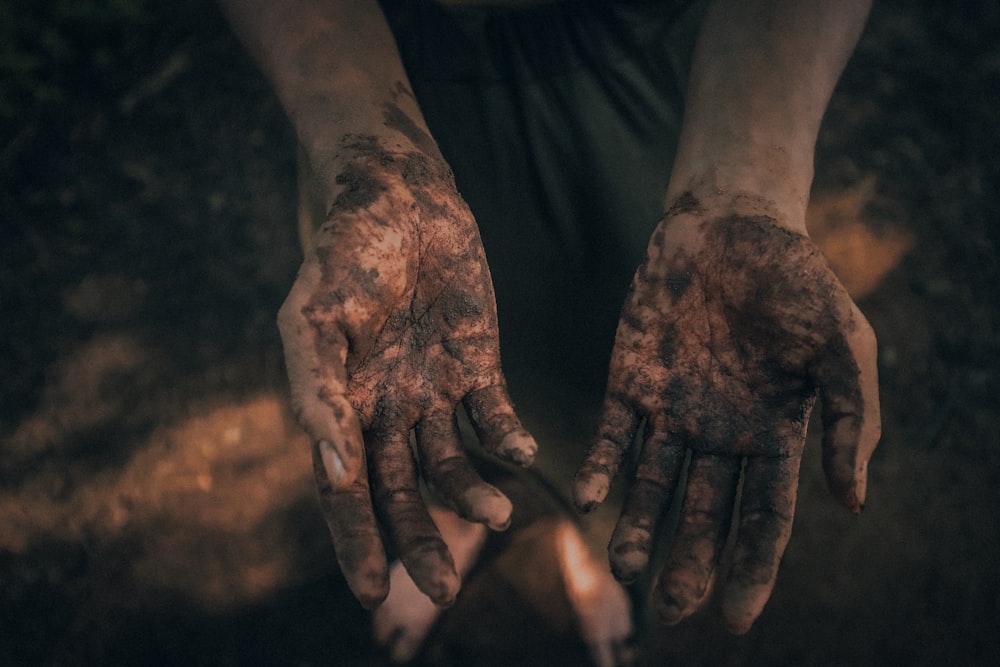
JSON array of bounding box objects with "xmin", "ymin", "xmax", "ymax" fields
[
  {"xmin": 312, "ymin": 443, "xmax": 388, "ymax": 609},
  {"xmin": 608, "ymin": 428, "xmax": 685, "ymax": 583},
  {"xmin": 368, "ymin": 414, "xmax": 460, "ymax": 606},
  {"xmin": 573, "ymin": 395, "xmax": 641, "ymax": 513},
  {"xmin": 373, "ymin": 505, "xmax": 488, "ymax": 662},
  {"xmin": 815, "ymin": 306, "xmax": 881, "ymax": 512},
  {"xmin": 720, "ymin": 451, "xmax": 803, "ymax": 634},
  {"xmin": 653, "ymin": 453, "xmax": 741, "ymax": 625},
  {"xmin": 415, "ymin": 412, "xmax": 513, "ymax": 531},
  {"xmin": 552, "ymin": 522, "xmax": 634, "ymax": 667},
  {"xmin": 463, "ymin": 383, "xmax": 537, "ymax": 467},
  {"xmin": 278, "ymin": 261, "xmax": 365, "ymax": 488},
  {"xmin": 373, "ymin": 561, "xmax": 438, "ymax": 663}
]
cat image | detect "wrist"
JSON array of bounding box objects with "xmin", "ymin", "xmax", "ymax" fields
[
  {"xmin": 662, "ymin": 183, "xmax": 809, "ymax": 237},
  {"xmin": 664, "ymin": 147, "xmax": 812, "ymax": 236},
  {"xmin": 303, "ymin": 94, "xmax": 445, "ymax": 212}
]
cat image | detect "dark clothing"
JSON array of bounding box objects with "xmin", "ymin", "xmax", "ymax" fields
[{"xmin": 382, "ymin": 0, "xmax": 705, "ymax": 388}]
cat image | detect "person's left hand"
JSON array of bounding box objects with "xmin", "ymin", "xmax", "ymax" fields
[{"xmin": 574, "ymin": 192, "xmax": 881, "ymax": 633}]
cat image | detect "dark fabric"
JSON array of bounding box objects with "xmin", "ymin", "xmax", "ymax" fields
[{"xmin": 382, "ymin": 0, "xmax": 705, "ymax": 388}]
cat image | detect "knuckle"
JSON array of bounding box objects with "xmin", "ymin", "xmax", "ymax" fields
[
  {"xmin": 677, "ymin": 508, "xmax": 719, "ymax": 533},
  {"xmin": 740, "ymin": 506, "xmax": 793, "ymax": 531}
]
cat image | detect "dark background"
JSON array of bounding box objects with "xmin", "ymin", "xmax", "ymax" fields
[{"xmin": 2, "ymin": 1, "xmax": 998, "ymax": 665}]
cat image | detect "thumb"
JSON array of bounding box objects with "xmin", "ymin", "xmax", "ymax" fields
[
  {"xmin": 815, "ymin": 305, "xmax": 881, "ymax": 513},
  {"xmin": 278, "ymin": 262, "xmax": 365, "ymax": 488}
]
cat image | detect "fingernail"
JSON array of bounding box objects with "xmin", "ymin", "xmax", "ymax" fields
[
  {"xmin": 725, "ymin": 616, "xmax": 755, "ymax": 636},
  {"xmin": 610, "ymin": 539, "xmax": 650, "ymax": 583},
  {"xmin": 572, "ymin": 474, "xmax": 609, "ymax": 513},
  {"xmin": 498, "ymin": 430, "xmax": 538, "ymax": 467},
  {"xmin": 855, "ymin": 468, "xmax": 868, "ymax": 508},
  {"xmin": 465, "ymin": 486, "xmax": 512, "ymax": 531},
  {"xmin": 319, "ymin": 439, "xmax": 346, "ymax": 486},
  {"xmin": 655, "ymin": 597, "xmax": 684, "ymax": 625},
  {"xmin": 435, "ymin": 594, "xmax": 457, "ymax": 610}
]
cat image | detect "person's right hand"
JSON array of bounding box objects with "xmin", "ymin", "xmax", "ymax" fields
[{"xmin": 278, "ymin": 134, "xmax": 538, "ymax": 609}]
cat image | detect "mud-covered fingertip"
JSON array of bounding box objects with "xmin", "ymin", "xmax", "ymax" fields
[
  {"xmin": 722, "ymin": 611, "xmax": 756, "ymax": 636},
  {"xmin": 572, "ymin": 486, "xmax": 606, "ymax": 514},
  {"xmin": 841, "ymin": 481, "xmax": 865, "ymax": 514},
  {"xmin": 487, "ymin": 504, "xmax": 513, "ymax": 532},
  {"xmin": 575, "ymin": 498, "xmax": 599, "ymax": 514},
  {"xmin": 427, "ymin": 572, "xmax": 460, "ymax": 609},
  {"xmin": 844, "ymin": 493, "xmax": 865, "ymax": 515},
  {"xmin": 347, "ymin": 551, "xmax": 390, "ymax": 611},
  {"xmin": 572, "ymin": 467, "xmax": 610, "ymax": 513},
  {"xmin": 495, "ymin": 429, "xmax": 538, "ymax": 467},
  {"xmin": 720, "ymin": 563, "xmax": 777, "ymax": 635},
  {"xmin": 652, "ymin": 594, "xmax": 685, "ymax": 626},
  {"xmin": 609, "ymin": 559, "xmax": 643, "ymax": 585},
  {"xmin": 492, "ymin": 516, "xmax": 512, "ymax": 531},
  {"xmin": 822, "ymin": 441, "xmax": 871, "ymax": 513},
  {"xmin": 357, "ymin": 589, "xmax": 389, "ymax": 611},
  {"xmin": 434, "ymin": 593, "xmax": 457, "ymax": 610},
  {"xmin": 573, "ymin": 476, "xmax": 608, "ymax": 514},
  {"xmin": 464, "ymin": 485, "xmax": 513, "ymax": 531},
  {"xmin": 828, "ymin": 480, "xmax": 859, "ymax": 514},
  {"xmin": 609, "ymin": 542, "xmax": 649, "ymax": 584},
  {"xmin": 827, "ymin": 465, "xmax": 868, "ymax": 514},
  {"xmin": 851, "ymin": 463, "xmax": 868, "ymax": 513},
  {"xmin": 353, "ymin": 573, "xmax": 390, "ymax": 611},
  {"xmin": 408, "ymin": 552, "xmax": 462, "ymax": 610},
  {"xmin": 720, "ymin": 586, "xmax": 766, "ymax": 635}
]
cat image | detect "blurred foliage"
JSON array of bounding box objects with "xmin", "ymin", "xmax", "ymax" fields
[{"xmin": 0, "ymin": 0, "xmax": 153, "ymax": 134}]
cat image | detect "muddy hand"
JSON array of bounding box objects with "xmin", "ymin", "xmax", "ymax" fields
[
  {"xmin": 279, "ymin": 136, "xmax": 537, "ymax": 609},
  {"xmin": 573, "ymin": 193, "xmax": 880, "ymax": 634}
]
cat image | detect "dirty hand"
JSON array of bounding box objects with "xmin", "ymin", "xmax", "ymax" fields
[
  {"xmin": 278, "ymin": 135, "xmax": 537, "ymax": 609},
  {"xmin": 573, "ymin": 192, "xmax": 880, "ymax": 634}
]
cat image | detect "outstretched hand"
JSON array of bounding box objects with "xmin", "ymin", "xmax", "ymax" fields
[
  {"xmin": 574, "ymin": 192, "xmax": 880, "ymax": 634},
  {"xmin": 279, "ymin": 135, "xmax": 537, "ymax": 609}
]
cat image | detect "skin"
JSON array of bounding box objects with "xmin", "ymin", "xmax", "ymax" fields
[
  {"xmin": 285, "ymin": 129, "xmax": 537, "ymax": 608},
  {"xmin": 220, "ymin": 0, "xmax": 537, "ymax": 608},
  {"xmin": 573, "ymin": 0, "xmax": 880, "ymax": 634},
  {"xmin": 574, "ymin": 191, "xmax": 880, "ymax": 633},
  {"xmin": 373, "ymin": 506, "xmax": 488, "ymax": 662},
  {"xmin": 220, "ymin": 0, "xmax": 881, "ymax": 637}
]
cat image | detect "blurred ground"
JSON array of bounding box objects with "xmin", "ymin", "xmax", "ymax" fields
[{"xmin": 1, "ymin": 1, "xmax": 998, "ymax": 665}]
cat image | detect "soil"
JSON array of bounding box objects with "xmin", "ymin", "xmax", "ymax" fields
[{"xmin": 2, "ymin": 1, "xmax": 998, "ymax": 665}]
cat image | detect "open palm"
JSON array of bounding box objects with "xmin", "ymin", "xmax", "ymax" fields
[
  {"xmin": 279, "ymin": 137, "xmax": 536, "ymax": 609},
  {"xmin": 575, "ymin": 196, "xmax": 880, "ymax": 633}
]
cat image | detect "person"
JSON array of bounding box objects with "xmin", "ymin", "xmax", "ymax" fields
[{"xmin": 218, "ymin": 0, "xmax": 881, "ymax": 637}]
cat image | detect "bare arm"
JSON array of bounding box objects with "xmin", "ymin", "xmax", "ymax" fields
[
  {"xmin": 576, "ymin": 0, "xmax": 880, "ymax": 634},
  {"xmin": 667, "ymin": 0, "xmax": 873, "ymax": 225},
  {"xmin": 218, "ymin": 0, "xmax": 435, "ymax": 206},
  {"xmin": 219, "ymin": 0, "xmax": 537, "ymax": 610}
]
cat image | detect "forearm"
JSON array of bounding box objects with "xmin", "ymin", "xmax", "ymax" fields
[
  {"xmin": 218, "ymin": 0, "xmax": 438, "ymax": 208},
  {"xmin": 666, "ymin": 0, "xmax": 872, "ymax": 229}
]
